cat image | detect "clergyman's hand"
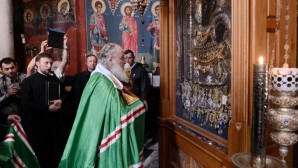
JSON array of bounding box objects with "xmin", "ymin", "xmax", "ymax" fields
[
  {"xmin": 7, "ymin": 114, "xmax": 21, "ymax": 124},
  {"xmin": 49, "ymin": 100, "xmax": 62, "ymax": 112}
]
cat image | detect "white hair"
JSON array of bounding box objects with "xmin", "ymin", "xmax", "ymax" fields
[{"xmin": 97, "ymin": 43, "xmax": 119, "ymax": 68}]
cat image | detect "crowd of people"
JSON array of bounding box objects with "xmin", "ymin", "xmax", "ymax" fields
[{"xmin": 0, "ymin": 34, "xmax": 151, "ymax": 167}]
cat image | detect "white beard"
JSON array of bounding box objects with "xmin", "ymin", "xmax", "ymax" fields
[{"xmin": 110, "ymin": 63, "xmax": 130, "ymax": 83}]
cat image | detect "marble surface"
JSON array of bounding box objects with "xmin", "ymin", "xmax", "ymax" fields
[{"xmin": 143, "ymin": 138, "xmax": 159, "ymax": 168}]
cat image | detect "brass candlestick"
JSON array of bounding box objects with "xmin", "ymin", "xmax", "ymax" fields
[{"xmin": 140, "ymin": 56, "xmax": 149, "ymax": 68}]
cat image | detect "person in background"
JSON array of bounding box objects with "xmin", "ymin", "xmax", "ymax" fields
[
  {"xmin": 124, "ymin": 49, "xmax": 159, "ymax": 142},
  {"xmin": 61, "ymin": 53, "xmax": 97, "ymax": 142},
  {"xmin": 26, "ymin": 35, "xmax": 68, "ymax": 81},
  {"xmin": 0, "ymin": 57, "xmax": 26, "ymax": 139},
  {"xmin": 73, "ymin": 54, "xmax": 97, "ymax": 107},
  {"xmin": 20, "ymin": 53, "xmax": 64, "ymax": 168},
  {"xmin": 124, "ymin": 49, "xmax": 150, "ymax": 111},
  {"xmin": 59, "ymin": 43, "xmax": 145, "ymax": 167}
]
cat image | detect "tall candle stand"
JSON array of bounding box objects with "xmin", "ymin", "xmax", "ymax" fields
[
  {"xmin": 269, "ymin": 67, "xmax": 298, "ymax": 167},
  {"xmin": 231, "ymin": 58, "xmax": 283, "ymax": 168}
]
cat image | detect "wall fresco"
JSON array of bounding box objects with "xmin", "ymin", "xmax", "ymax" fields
[
  {"xmin": 86, "ymin": 0, "xmax": 160, "ymax": 72},
  {"xmin": 22, "ymin": 0, "xmax": 75, "ymax": 39}
]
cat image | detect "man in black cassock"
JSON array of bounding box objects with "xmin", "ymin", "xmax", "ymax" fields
[
  {"xmin": 124, "ymin": 50, "xmax": 161, "ymax": 141},
  {"xmin": 73, "ymin": 54, "xmax": 97, "ymax": 107},
  {"xmin": 124, "ymin": 50, "xmax": 153, "ymax": 135},
  {"xmin": 124, "ymin": 50, "xmax": 150, "ymax": 110},
  {"xmin": 60, "ymin": 53, "xmax": 97, "ymax": 141},
  {"xmin": 20, "ymin": 53, "xmax": 63, "ymax": 168}
]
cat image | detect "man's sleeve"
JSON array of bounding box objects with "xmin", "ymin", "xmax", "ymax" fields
[
  {"xmin": 54, "ymin": 69, "xmax": 64, "ymax": 81},
  {"xmin": 0, "ymin": 78, "xmax": 6, "ymax": 103},
  {"xmin": 0, "ymin": 95, "xmax": 6, "ymax": 103}
]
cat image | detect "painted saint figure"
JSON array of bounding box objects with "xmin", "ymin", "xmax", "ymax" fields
[
  {"xmin": 147, "ymin": 2, "xmax": 160, "ymax": 72},
  {"xmin": 24, "ymin": 9, "xmax": 34, "ymax": 27},
  {"xmin": 38, "ymin": 4, "xmax": 50, "ymax": 35},
  {"xmin": 89, "ymin": 0, "xmax": 108, "ymax": 52},
  {"xmin": 56, "ymin": 0, "xmax": 73, "ymax": 22},
  {"xmin": 119, "ymin": 3, "xmax": 138, "ymax": 58}
]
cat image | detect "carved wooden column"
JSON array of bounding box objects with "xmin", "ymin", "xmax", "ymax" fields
[
  {"xmin": 0, "ymin": 0, "xmax": 14, "ymax": 59},
  {"xmin": 228, "ymin": 0, "xmax": 251, "ymax": 157},
  {"xmin": 160, "ymin": 0, "xmax": 170, "ymax": 119},
  {"xmin": 159, "ymin": 0, "xmax": 169, "ymax": 168}
]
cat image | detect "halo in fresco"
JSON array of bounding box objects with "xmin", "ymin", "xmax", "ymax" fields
[
  {"xmin": 40, "ymin": 3, "xmax": 51, "ymax": 18},
  {"xmin": 120, "ymin": 2, "xmax": 135, "ymax": 17},
  {"xmin": 92, "ymin": 0, "xmax": 106, "ymax": 14},
  {"xmin": 23, "ymin": 8, "xmax": 34, "ymax": 22},
  {"xmin": 58, "ymin": 0, "xmax": 70, "ymax": 15},
  {"xmin": 151, "ymin": 1, "xmax": 160, "ymax": 17}
]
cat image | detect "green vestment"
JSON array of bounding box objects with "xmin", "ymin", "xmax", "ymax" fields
[{"xmin": 59, "ymin": 72, "xmax": 145, "ymax": 168}]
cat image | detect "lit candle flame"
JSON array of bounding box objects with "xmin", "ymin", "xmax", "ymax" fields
[{"xmin": 259, "ymin": 56, "xmax": 264, "ymax": 64}]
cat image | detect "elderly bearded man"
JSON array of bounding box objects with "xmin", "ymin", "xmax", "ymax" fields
[{"xmin": 59, "ymin": 43, "xmax": 145, "ymax": 168}]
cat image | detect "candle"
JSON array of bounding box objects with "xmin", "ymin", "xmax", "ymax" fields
[
  {"xmin": 251, "ymin": 56, "xmax": 269, "ymax": 167},
  {"xmin": 259, "ymin": 56, "xmax": 264, "ymax": 64},
  {"xmin": 21, "ymin": 34, "xmax": 26, "ymax": 44}
]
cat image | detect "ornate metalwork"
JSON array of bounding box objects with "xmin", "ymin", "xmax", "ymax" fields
[
  {"xmin": 269, "ymin": 67, "xmax": 298, "ymax": 166},
  {"xmin": 176, "ymin": 0, "xmax": 231, "ymax": 139},
  {"xmin": 270, "ymin": 132, "xmax": 298, "ymax": 146},
  {"xmin": 269, "ymin": 96, "xmax": 298, "ymax": 107},
  {"xmin": 268, "ymin": 109, "xmax": 298, "ymax": 131}
]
